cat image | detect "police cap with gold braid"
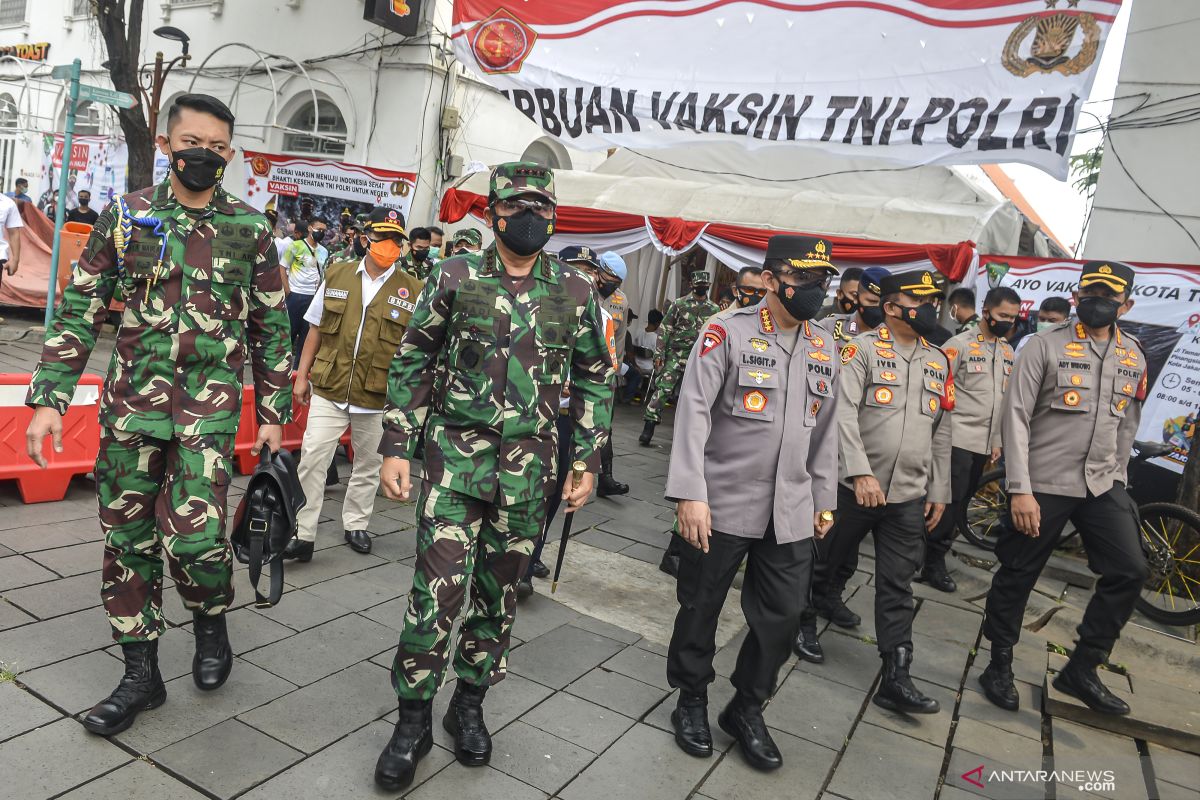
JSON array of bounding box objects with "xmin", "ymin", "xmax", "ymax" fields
[
  {"xmin": 880, "ymin": 269, "xmax": 945, "ymax": 298},
  {"xmin": 1079, "ymin": 260, "xmax": 1135, "ymax": 294},
  {"xmin": 764, "ymin": 234, "xmax": 839, "ymax": 274}
]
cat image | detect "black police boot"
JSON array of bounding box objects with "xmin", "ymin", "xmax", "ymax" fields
[
  {"xmin": 1052, "ymin": 645, "xmax": 1130, "ymax": 716},
  {"xmin": 375, "ymin": 698, "xmax": 434, "ymax": 791},
  {"xmin": 82, "ymin": 640, "xmax": 166, "ymax": 736},
  {"xmin": 325, "ymin": 458, "xmax": 340, "ymax": 487},
  {"xmin": 344, "ymin": 529, "xmax": 372, "ymax": 554},
  {"xmin": 793, "ymin": 621, "xmax": 825, "ymax": 664},
  {"xmin": 516, "ymin": 578, "xmax": 535, "ymax": 601},
  {"xmin": 597, "ymin": 474, "xmax": 629, "ymax": 497},
  {"xmin": 873, "ymin": 647, "xmax": 940, "ymax": 714},
  {"xmin": 531, "ymin": 560, "xmax": 550, "ymax": 579},
  {"xmin": 282, "ymin": 538, "xmax": 314, "ymax": 562},
  {"xmin": 443, "ymin": 681, "xmax": 492, "ymax": 766},
  {"xmin": 192, "ymin": 612, "xmax": 233, "ymax": 691},
  {"xmin": 978, "ymin": 646, "xmax": 1020, "ymax": 711},
  {"xmin": 920, "ymin": 557, "xmax": 957, "ymax": 593},
  {"xmin": 718, "ymin": 693, "xmax": 783, "ymax": 771},
  {"xmin": 671, "ymin": 692, "xmax": 713, "ymax": 758},
  {"xmin": 813, "ymin": 593, "xmax": 861, "ymax": 629},
  {"xmin": 638, "ymin": 420, "xmax": 656, "ymax": 446}
]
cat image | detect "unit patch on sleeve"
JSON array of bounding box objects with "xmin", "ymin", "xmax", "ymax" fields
[{"xmin": 700, "ymin": 323, "xmax": 727, "ymax": 357}]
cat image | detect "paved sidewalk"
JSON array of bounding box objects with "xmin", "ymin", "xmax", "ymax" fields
[{"xmin": 1, "ymin": 316, "xmax": 1197, "ymax": 799}]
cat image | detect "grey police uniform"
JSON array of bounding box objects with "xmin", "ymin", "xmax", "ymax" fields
[
  {"xmin": 925, "ymin": 330, "xmax": 1015, "ymax": 568},
  {"xmin": 819, "ymin": 322, "xmax": 952, "ymax": 653},
  {"xmin": 983, "ymin": 320, "xmax": 1151, "ymax": 653},
  {"xmin": 665, "ymin": 302, "xmax": 839, "ymax": 703}
]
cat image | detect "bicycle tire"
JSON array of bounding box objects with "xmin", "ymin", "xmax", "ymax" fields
[
  {"xmin": 1134, "ymin": 502, "xmax": 1200, "ymax": 627},
  {"xmin": 960, "ymin": 468, "xmax": 1007, "ymax": 551}
]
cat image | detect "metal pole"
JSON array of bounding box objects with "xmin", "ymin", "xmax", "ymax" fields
[{"xmin": 45, "ymin": 58, "xmax": 80, "ymax": 327}]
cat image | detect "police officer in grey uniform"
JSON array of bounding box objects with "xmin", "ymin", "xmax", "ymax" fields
[
  {"xmin": 820, "ymin": 269, "xmax": 952, "ymax": 715},
  {"xmin": 828, "ymin": 266, "xmax": 890, "ymax": 355},
  {"xmin": 664, "ymin": 235, "xmax": 839, "ymax": 771},
  {"xmin": 979, "ymin": 261, "xmax": 1150, "ymax": 716},
  {"xmin": 920, "ymin": 286, "xmax": 1021, "ymax": 592}
]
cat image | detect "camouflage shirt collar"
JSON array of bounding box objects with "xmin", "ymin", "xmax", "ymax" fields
[
  {"xmin": 148, "ymin": 179, "xmax": 236, "ymax": 216},
  {"xmin": 478, "ymin": 244, "xmax": 557, "ymax": 284}
]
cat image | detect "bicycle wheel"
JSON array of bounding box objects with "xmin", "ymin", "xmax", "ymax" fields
[
  {"xmin": 1135, "ymin": 502, "xmax": 1200, "ymax": 627},
  {"xmin": 960, "ymin": 468, "xmax": 1007, "ymax": 551}
]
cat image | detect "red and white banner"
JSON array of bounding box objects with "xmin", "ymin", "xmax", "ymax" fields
[
  {"xmin": 451, "ymin": 1, "xmax": 1122, "ymax": 178},
  {"xmin": 37, "ymin": 134, "xmax": 128, "ymax": 215},
  {"xmin": 242, "ymin": 151, "xmax": 417, "ymax": 219}
]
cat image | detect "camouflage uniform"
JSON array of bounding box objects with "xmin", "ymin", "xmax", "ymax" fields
[
  {"xmin": 404, "ymin": 253, "xmax": 434, "ymax": 282},
  {"xmin": 380, "ymin": 165, "xmax": 614, "ymax": 701},
  {"xmin": 643, "ymin": 273, "xmax": 719, "ymax": 424},
  {"xmin": 27, "ymin": 180, "xmax": 293, "ymax": 644}
]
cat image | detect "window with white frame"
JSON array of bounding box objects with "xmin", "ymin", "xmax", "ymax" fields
[
  {"xmin": 0, "ymin": 0, "xmax": 28, "ymax": 25},
  {"xmin": 0, "ymin": 93, "xmax": 17, "ymax": 128},
  {"xmin": 282, "ymin": 100, "xmax": 347, "ymax": 157},
  {"xmin": 71, "ymin": 0, "xmax": 93, "ymax": 17}
]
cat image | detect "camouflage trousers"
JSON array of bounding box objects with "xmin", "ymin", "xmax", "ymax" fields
[
  {"xmin": 96, "ymin": 428, "xmax": 236, "ymax": 643},
  {"xmin": 391, "ymin": 483, "xmax": 545, "ymax": 700},
  {"xmin": 643, "ymin": 358, "xmax": 687, "ymax": 423}
]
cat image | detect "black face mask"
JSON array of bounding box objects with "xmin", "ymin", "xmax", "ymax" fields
[
  {"xmin": 310, "ymin": 229, "xmax": 326, "ymax": 244},
  {"xmin": 411, "ymin": 249, "xmax": 429, "ymax": 263},
  {"xmin": 353, "ymin": 238, "xmax": 367, "ymax": 258},
  {"xmin": 1076, "ymin": 296, "xmax": 1121, "ymax": 329},
  {"xmin": 170, "ymin": 147, "xmax": 227, "ymax": 192},
  {"xmin": 693, "ymin": 286, "xmax": 710, "ymax": 298},
  {"xmin": 893, "ymin": 303, "xmax": 941, "ymax": 336},
  {"xmin": 985, "ymin": 314, "xmax": 1014, "ymax": 337},
  {"xmin": 776, "ymin": 282, "xmax": 826, "ymax": 321},
  {"xmin": 78, "ymin": 198, "xmax": 90, "ymax": 207},
  {"xmin": 859, "ymin": 304, "xmax": 885, "ymax": 328},
  {"xmin": 736, "ymin": 288, "xmax": 767, "ymax": 308},
  {"xmin": 838, "ymin": 294, "xmax": 856, "ymax": 314},
  {"xmin": 597, "ymin": 280, "xmax": 619, "ymax": 299},
  {"xmin": 493, "ymin": 209, "xmax": 554, "ymax": 257}
]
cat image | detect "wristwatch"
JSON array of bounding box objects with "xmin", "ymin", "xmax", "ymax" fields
[{"xmin": 819, "ymin": 510, "xmax": 834, "ymax": 523}]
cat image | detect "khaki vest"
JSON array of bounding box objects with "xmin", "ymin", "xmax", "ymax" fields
[{"xmin": 310, "ymin": 260, "xmax": 424, "ymax": 409}]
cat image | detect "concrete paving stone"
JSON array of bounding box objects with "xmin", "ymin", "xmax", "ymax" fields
[
  {"xmin": 598, "ymin": 517, "xmax": 673, "ymax": 549},
  {"xmin": 559, "ymin": 722, "xmax": 716, "ymax": 800},
  {"xmin": 840, "ymin": 585, "xmax": 877, "ymax": 641},
  {"xmin": 0, "ymin": 521, "xmax": 97, "ymax": 554},
  {"xmin": 764, "ymin": 669, "xmax": 867, "ymax": 750},
  {"xmin": 511, "ymin": 624, "xmax": 627, "ymax": 690},
  {"xmin": 860, "ymin": 677, "xmax": 954, "ymax": 747},
  {"xmin": 913, "ymin": 598, "xmax": 983, "ymax": 646},
  {"xmin": 1051, "ymin": 719, "xmax": 1147, "ymax": 800},
  {"xmin": 0, "ymin": 605, "xmax": 112, "ymax": 671},
  {"xmin": 697, "ymin": 727, "xmax": 837, "ymax": 800},
  {"xmin": 365, "ymin": 530, "xmax": 420, "ymax": 561},
  {"xmin": 241, "ymin": 720, "xmax": 454, "ymax": 800},
  {"xmin": 0, "ymin": 498, "xmax": 97, "ymax": 532},
  {"xmin": 0, "ymin": 554, "xmax": 59, "ymax": 591},
  {"xmin": 620, "ymin": 541, "xmax": 668, "ymax": 566},
  {"xmin": 568, "ymin": 614, "xmax": 642, "ymax": 645},
  {"xmin": 25, "ymin": 542, "xmax": 100, "ymax": 577},
  {"xmin": 358, "ymin": 596, "xmax": 409, "ymax": 633},
  {"xmin": 945, "ymin": 746, "xmax": 1047, "ymax": 800},
  {"xmin": 636, "ymin": 638, "xmax": 670, "ymax": 657},
  {"xmin": 408, "ymin": 761, "xmax": 549, "ymax": 800},
  {"xmin": 0, "ymin": 680, "xmax": 61, "ymax": 742},
  {"xmin": 794, "ymin": 628, "xmax": 881, "ymax": 692},
  {"xmin": 490, "ymin": 719, "xmax": 597, "ymax": 794},
  {"xmin": 511, "ymin": 595, "xmax": 582, "ymax": 644},
  {"xmin": 564, "ymin": 506, "xmax": 615, "ymax": 533},
  {"xmin": 113, "ymin": 659, "xmax": 295, "ymax": 754},
  {"xmin": 602, "ymin": 644, "xmax": 672, "ymax": 691},
  {"xmin": 1147, "ymin": 743, "xmax": 1200, "ymax": 793},
  {"xmin": 218, "ymin": 605, "xmax": 299, "ymax": 655},
  {"xmin": 377, "ymin": 502, "xmax": 419, "ymax": 528},
  {"xmin": 419, "ymin": 673, "xmax": 554, "ymax": 752},
  {"xmin": 909, "ymin": 630, "xmax": 974, "ymax": 691},
  {"xmin": 827, "ymin": 721, "xmax": 944, "ymax": 800},
  {"xmin": 356, "ymin": 561, "xmax": 417, "ymax": 592},
  {"xmin": 280, "ymin": 545, "xmax": 388, "ymax": 588},
  {"xmin": 957, "ymin": 680, "xmax": 1045, "ymax": 742},
  {"xmin": 4, "ymin": 571, "xmax": 101, "ymax": 619},
  {"xmin": 300, "ymin": 571, "xmax": 400, "ymax": 613},
  {"xmin": 643, "ymin": 683, "xmax": 738, "ymax": 753},
  {"xmin": 574, "ymin": 528, "xmax": 634, "ymax": 553},
  {"xmin": 565, "ymin": 666, "xmax": 669, "ymax": 720},
  {"xmin": 0, "ymin": 597, "xmax": 35, "ymax": 630},
  {"xmin": 249, "ymin": 587, "xmax": 355, "ymax": 631},
  {"xmin": 0, "ymin": 717, "xmax": 130, "ymax": 799},
  {"xmin": 18, "ymin": 650, "xmax": 124, "ymax": 716},
  {"xmin": 521, "ymin": 691, "xmax": 635, "ymax": 754},
  {"xmin": 239, "ymin": 661, "xmax": 394, "ymax": 754},
  {"xmin": 152, "ymin": 718, "xmax": 303, "ymax": 799},
  {"xmin": 955, "ymin": 717, "xmax": 1045, "ymax": 769},
  {"xmin": 243, "ymin": 613, "xmax": 395, "ymax": 686},
  {"xmin": 1155, "ymin": 782, "xmax": 1200, "ymax": 800},
  {"xmin": 58, "ymin": 759, "xmax": 208, "ymax": 799}
]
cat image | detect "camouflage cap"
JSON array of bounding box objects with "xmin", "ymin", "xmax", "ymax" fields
[
  {"xmin": 690, "ymin": 269, "xmax": 711, "ymax": 286},
  {"xmin": 451, "ymin": 228, "xmax": 484, "ymax": 248},
  {"xmin": 490, "ymin": 161, "xmax": 556, "ymax": 204}
]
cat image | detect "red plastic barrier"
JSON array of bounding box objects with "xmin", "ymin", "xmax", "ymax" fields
[
  {"xmin": 233, "ymin": 376, "xmax": 353, "ymax": 475},
  {"xmin": 0, "ymin": 373, "xmax": 104, "ymax": 503}
]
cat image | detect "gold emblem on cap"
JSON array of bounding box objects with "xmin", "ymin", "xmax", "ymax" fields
[
  {"xmin": 921, "ymin": 272, "xmax": 933, "ymax": 286},
  {"xmin": 1098, "ymin": 264, "xmax": 1112, "ymax": 274}
]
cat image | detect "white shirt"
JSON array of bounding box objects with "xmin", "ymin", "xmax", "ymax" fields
[
  {"xmin": 304, "ymin": 259, "xmax": 397, "ymax": 414},
  {"xmin": 272, "ymin": 236, "xmax": 291, "ymax": 266},
  {"xmin": 0, "ymin": 193, "xmax": 23, "ymax": 261},
  {"xmin": 282, "ymin": 238, "xmax": 328, "ymax": 295},
  {"xmin": 633, "ymin": 329, "xmax": 658, "ymax": 371}
]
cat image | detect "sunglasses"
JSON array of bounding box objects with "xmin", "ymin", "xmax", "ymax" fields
[{"xmin": 493, "ymin": 197, "xmax": 556, "ymax": 220}]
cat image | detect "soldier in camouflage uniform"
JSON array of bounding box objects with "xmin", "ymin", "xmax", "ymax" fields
[
  {"xmin": 25, "ymin": 95, "xmax": 292, "ymax": 737},
  {"xmin": 372, "ymin": 163, "xmax": 614, "ymax": 792},
  {"xmin": 449, "ymin": 227, "xmax": 484, "ymax": 256},
  {"xmin": 639, "ymin": 270, "xmax": 719, "ymax": 445}
]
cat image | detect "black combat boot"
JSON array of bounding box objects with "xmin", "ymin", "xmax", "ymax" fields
[
  {"xmin": 516, "ymin": 578, "xmax": 535, "ymax": 601},
  {"xmin": 192, "ymin": 612, "xmax": 233, "ymax": 691},
  {"xmin": 718, "ymin": 693, "xmax": 783, "ymax": 771},
  {"xmin": 531, "ymin": 560, "xmax": 550, "ymax": 579},
  {"xmin": 375, "ymin": 698, "xmax": 434, "ymax": 791},
  {"xmin": 813, "ymin": 592, "xmax": 861, "ymax": 629},
  {"xmin": 598, "ymin": 474, "xmax": 629, "ymax": 497},
  {"xmin": 1052, "ymin": 645, "xmax": 1130, "ymax": 715},
  {"xmin": 920, "ymin": 556, "xmax": 957, "ymax": 593},
  {"xmin": 82, "ymin": 640, "xmax": 166, "ymax": 736},
  {"xmin": 978, "ymin": 645, "xmax": 1020, "ymax": 711},
  {"xmin": 282, "ymin": 538, "xmax": 314, "ymax": 562},
  {"xmin": 671, "ymin": 692, "xmax": 713, "ymax": 757},
  {"xmin": 639, "ymin": 420, "xmax": 656, "ymax": 446},
  {"xmin": 873, "ymin": 646, "xmax": 940, "ymax": 714},
  {"xmin": 793, "ymin": 620, "xmax": 825, "ymax": 664},
  {"xmin": 443, "ymin": 681, "xmax": 492, "ymax": 766}
]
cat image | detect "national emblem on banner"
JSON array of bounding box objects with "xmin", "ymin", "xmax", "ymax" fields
[
  {"xmin": 1003, "ymin": 10, "xmax": 1101, "ymax": 78},
  {"xmin": 467, "ymin": 8, "xmax": 538, "ymax": 75}
]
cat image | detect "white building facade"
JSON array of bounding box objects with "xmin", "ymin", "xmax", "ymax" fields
[{"xmin": 0, "ymin": 0, "xmax": 603, "ymax": 226}]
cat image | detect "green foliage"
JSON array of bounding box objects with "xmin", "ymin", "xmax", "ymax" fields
[{"xmin": 1069, "ymin": 143, "xmax": 1104, "ymax": 199}]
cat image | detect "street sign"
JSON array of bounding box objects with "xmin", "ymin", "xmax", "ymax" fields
[
  {"xmin": 77, "ymin": 83, "xmax": 136, "ymax": 109},
  {"xmin": 50, "ymin": 63, "xmax": 75, "ymax": 80}
]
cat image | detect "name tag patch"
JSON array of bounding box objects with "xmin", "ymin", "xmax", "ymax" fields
[
  {"xmin": 325, "ymin": 288, "xmax": 349, "ymax": 299},
  {"xmin": 389, "ymin": 296, "xmax": 416, "ymax": 312}
]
